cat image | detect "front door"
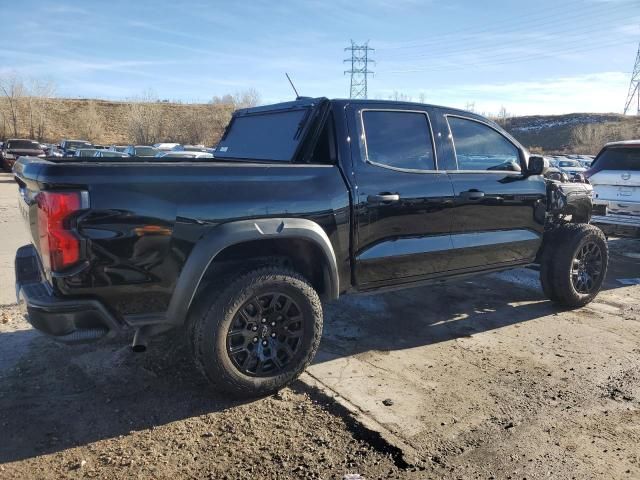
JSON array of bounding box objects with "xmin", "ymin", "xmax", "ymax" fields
[
  {"xmin": 437, "ymin": 113, "xmax": 546, "ymax": 270},
  {"xmin": 346, "ymin": 104, "xmax": 455, "ymax": 287}
]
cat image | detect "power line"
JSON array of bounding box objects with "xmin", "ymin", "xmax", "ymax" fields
[
  {"xmin": 379, "ymin": 11, "xmax": 636, "ymax": 64},
  {"xmin": 344, "ymin": 41, "xmax": 375, "ymax": 99},
  {"xmin": 378, "ymin": 1, "xmax": 633, "ymax": 55},
  {"xmin": 379, "ymin": 38, "xmax": 634, "ymax": 74},
  {"xmin": 623, "ymin": 42, "xmax": 640, "ymax": 114}
]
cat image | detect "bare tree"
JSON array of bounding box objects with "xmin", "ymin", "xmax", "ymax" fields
[
  {"xmin": 211, "ymin": 89, "xmax": 261, "ymax": 109},
  {"xmin": 388, "ymin": 91, "xmax": 412, "ymax": 102},
  {"xmin": 0, "ymin": 73, "xmax": 25, "ymax": 137},
  {"xmin": 74, "ymin": 101, "xmax": 104, "ymax": 142},
  {"xmin": 26, "ymin": 79, "xmax": 56, "ymax": 140},
  {"xmin": 126, "ymin": 90, "xmax": 165, "ymax": 145},
  {"xmin": 233, "ymin": 89, "xmax": 261, "ymax": 109},
  {"xmin": 496, "ymin": 105, "xmax": 510, "ymax": 127}
]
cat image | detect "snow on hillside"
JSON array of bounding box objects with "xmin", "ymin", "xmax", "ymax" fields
[{"xmin": 508, "ymin": 113, "xmax": 623, "ymax": 133}]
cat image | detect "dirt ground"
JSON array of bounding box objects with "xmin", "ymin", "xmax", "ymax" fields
[{"xmin": 1, "ymin": 171, "xmax": 639, "ymax": 479}]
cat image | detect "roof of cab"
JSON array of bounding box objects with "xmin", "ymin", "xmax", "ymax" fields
[{"xmin": 604, "ymin": 140, "xmax": 640, "ymax": 148}]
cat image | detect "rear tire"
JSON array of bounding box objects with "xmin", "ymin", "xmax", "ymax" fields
[
  {"xmin": 539, "ymin": 224, "xmax": 608, "ymax": 308},
  {"xmin": 188, "ymin": 266, "xmax": 323, "ymax": 397}
]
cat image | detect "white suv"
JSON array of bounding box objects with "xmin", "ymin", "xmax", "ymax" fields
[{"xmin": 588, "ymin": 140, "xmax": 639, "ymax": 236}]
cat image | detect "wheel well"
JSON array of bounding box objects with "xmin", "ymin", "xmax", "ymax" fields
[{"xmin": 198, "ymin": 238, "xmax": 331, "ymax": 299}]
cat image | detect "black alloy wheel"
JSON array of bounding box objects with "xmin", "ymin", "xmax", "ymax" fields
[
  {"xmin": 226, "ymin": 292, "xmax": 304, "ymax": 376},
  {"xmin": 570, "ymin": 240, "xmax": 604, "ymax": 294}
]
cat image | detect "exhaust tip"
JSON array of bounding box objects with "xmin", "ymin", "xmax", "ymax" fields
[{"xmin": 131, "ymin": 328, "xmax": 148, "ymax": 353}]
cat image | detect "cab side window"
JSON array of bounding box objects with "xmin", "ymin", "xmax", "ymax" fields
[
  {"xmin": 362, "ymin": 110, "xmax": 435, "ymax": 171},
  {"xmin": 448, "ymin": 116, "xmax": 521, "ymax": 172}
]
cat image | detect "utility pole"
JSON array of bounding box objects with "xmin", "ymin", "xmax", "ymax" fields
[
  {"xmin": 623, "ymin": 41, "xmax": 640, "ymax": 115},
  {"xmin": 344, "ymin": 41, "xmax": 375, "ymax": 99}
]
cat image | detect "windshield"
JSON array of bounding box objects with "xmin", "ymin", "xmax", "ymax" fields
[
  {"xmin": 215, "ymin": 108, "xmax": 310, "ymax": 161},
  {"xmin": 135, "ymin": 147, "xmax": 158, "ymax": 156},
  {"xmin": 7, "ymin": 140, "xmax": 40, "ymax": 150},
  {"xmin": 558, "ymin": 160, "xmax": 581, "ymax": 167},
  {"xmin": 66, "ymin": 141, "xmax": 92, "ymax": 149},
  {"xmin": 593, "ymin": 147, "xmax": 639, "ymax": 171}
]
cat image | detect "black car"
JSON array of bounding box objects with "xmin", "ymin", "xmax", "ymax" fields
[{"xmin": 14, "ymin": 97, "xmax": 605, "ymax": 397}]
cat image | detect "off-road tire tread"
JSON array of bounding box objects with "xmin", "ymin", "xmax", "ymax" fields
[
  {"xmin": 541, "ymin": 223, "xmax": 608, "ymax": 308},
  {"xmin": 189, "ymin": 266, "xmax": 323, "ymax": 397}
]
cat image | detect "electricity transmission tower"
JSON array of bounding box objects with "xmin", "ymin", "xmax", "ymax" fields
[
  {"xmin": 344, "ymin": 41, "xmax": 375, "ymax": 99},
  {"xmin": 623, "ymin": 42, "xmax": 640, "ymax": 115}
]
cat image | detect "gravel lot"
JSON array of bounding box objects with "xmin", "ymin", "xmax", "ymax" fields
[{"xmin": 0, "ymin": 171, "xmax": 639, "ymax": 479}]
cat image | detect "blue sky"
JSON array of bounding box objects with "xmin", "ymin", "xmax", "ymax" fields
[{"xmin": 1, "ymin": 0, "xmax": 638, "ymax": 115}]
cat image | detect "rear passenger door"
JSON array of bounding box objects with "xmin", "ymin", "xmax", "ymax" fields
[
  {"xmin": 346, "ymin": 104, "xmax": 455, "ymax": 287},
  {"xmin": 438, "ymin": 112, "xmax": 546, "ymax": 270}
]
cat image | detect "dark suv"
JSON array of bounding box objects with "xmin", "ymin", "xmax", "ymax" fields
[{"xmin": 1, "ymin": 139, "xmax": 45, "ymax": 171}]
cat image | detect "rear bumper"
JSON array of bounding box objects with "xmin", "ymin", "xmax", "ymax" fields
[
  {"xmin": 15, "ymin": 244, "xmax": 122, "ymax": 343},
  {"xmin": 593, "ymin": 199, "xmax": 640, "ymax": 215},
  {"xmin": 591, "ymin": 211, "xmax": 640, "ymax": 238}
]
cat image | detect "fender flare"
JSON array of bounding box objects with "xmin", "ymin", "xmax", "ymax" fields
[{"xmin": 165, "ymin": 218, "xmax": 339, "ymax": 327}]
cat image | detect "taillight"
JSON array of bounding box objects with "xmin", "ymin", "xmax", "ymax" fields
[{"xmin": 36, "ymin": 191, "xmax": 85, "ymax": 272}]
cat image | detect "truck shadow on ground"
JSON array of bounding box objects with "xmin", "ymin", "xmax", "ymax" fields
[
  {"xmin": 0, "ymin": 277, "xmax": 552, "ymax": 463},
  {"xmin": 315, "ymin": 275, "xmax": 558, "ymax": 363},
  {"xmin": 0, "ymin": 331, "xmax": 248, "ymax": 464}
]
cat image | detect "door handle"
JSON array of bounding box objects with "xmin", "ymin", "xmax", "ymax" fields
[
  {"xmin": 367, "ymin": 193, "xmax": 400, "ymax": 203},
  {"xmin": 459, "ymin": 190, "xmax": 485, "ymax": 200}
]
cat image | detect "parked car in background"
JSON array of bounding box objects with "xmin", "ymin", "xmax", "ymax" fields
[
  {"xmin": 60, "ymin": 139, "xmax": 93, "ymax": 157},
  {"xmin": 123, "ymin": 145, "xmax": 160, "ymax": 157},
  {"xmin": 109, "ymin": 145, "xmax": 128, "ymax": 153},
  {"xmin": 154, "ymin": 142, "xmax": 182, "ymax": 151},
  {"xmin": 73, "ymin": 149, "xmax": 101, "ymax": 157},
  {"xmin": 1, "ymin": 139, "xmax": 45, "ymax": 171},
  {"xmin": 588, "ymin": 140, "xmax": 640, "ymax": 237},
  {"xmin": 182, "ymin": 145, "xmax": 208, "ymax": 152},
  {"xmin": 556, "ymin": 159, "xmax": 587, "ymax": 177},
  {"xmin": 578, "ymin": 155, "xmax": 594, "ymax": 168},
  {"xmin": 543, "ymin": 157, "xmax": 569, "ymax": 182},
  {"xmin": 95, "ymin": 150, "xmax": 130, "ymax": 158},
  {"xmin": 93, "ymin": 145, "xmax": 108, "ymax": 150},
  {"xmin": 155, "ymin": 150, "xmax": 213, "ymax": 159}
]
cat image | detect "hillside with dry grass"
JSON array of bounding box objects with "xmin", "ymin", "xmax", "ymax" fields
[
  {"xmin": 503, "ymin": 113, "xmax": 640, "ymax": 154},
  {"xmin": 0, "ymin": 97, "xmax": 236, "ymax": 146},
  {"xmin": 1, "ymin": 95, "xmax": 639, "ymax": 153}
]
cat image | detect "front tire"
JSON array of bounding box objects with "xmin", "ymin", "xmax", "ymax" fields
[
  {"xmin": 539, "ymin": 224, "xmax": 608, "ymax": 308},
  {"xmin": 189, "ymin": 266, "xmax": 323, "ymax": 397}
]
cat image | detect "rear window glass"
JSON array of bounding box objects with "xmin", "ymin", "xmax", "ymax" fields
[
  {"xmin": 66, "ymin": 141, "xmax": 92, "ymax": 149},
  {"xmin": 215, "ymin": 108, "xmax": 309, "ymax": 161},
  {"xmin": 362, "ymin": 110, "xmax": 435, "ymax": 171},
  {"xmin": 593, "ymin": 148, "xmax": 639, "ymax": 171},
  {"xmin": 6, "ymin": 140, "xmax": 40, "ymax": 150}
]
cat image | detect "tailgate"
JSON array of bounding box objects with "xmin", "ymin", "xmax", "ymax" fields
[{"xmin": 13, "ymin": 157, "xmax": 44, "ymax": 250}]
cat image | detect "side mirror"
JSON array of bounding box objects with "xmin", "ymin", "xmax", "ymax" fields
[{"xmin": 527, "ymin": 155, "xmax": 548, "ymax": 176}]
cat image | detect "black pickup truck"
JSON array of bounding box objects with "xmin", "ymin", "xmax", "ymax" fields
[{"xmin": 14, "ymin": 97, "xmax": 606, "ymax": 396}]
